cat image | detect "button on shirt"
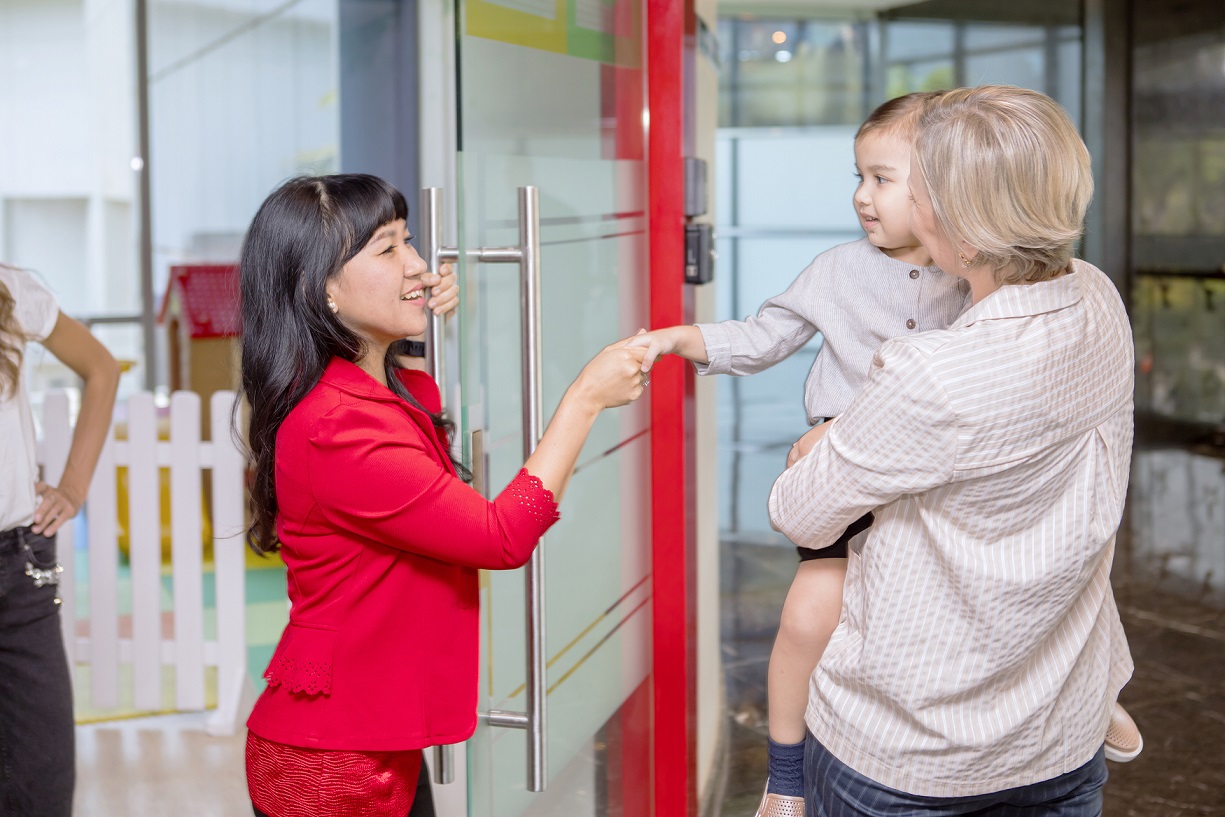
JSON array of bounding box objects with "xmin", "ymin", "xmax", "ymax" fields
[
  {"xmin": 696, "ymin": 239, "xmax": 969, "ymax": 422},
  {"xmin": 768, "ymin": 260, "xmax": 1135, "ymax": 797}
]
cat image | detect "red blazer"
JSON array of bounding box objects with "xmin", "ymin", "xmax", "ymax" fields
[{"xmin": 246, "ymin": 358, "xmax": 558, "ymax": 751}]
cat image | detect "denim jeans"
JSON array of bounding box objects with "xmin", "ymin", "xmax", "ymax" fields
[
  {"xmin": 805, "ymin": 733, "xmax": 1107, "ymax": 817},
  {"xmin": 0, "ymin": 526, "xmax": 74, "ymax": 817}
]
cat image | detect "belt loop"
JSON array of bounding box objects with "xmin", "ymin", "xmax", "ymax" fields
[{"xmin": 16, "ymin": 526, "xmax": 24, "ymax": 549}]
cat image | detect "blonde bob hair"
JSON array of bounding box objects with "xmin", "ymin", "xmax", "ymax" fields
[{"xmin": 913, "ymin": 85, "xmax": 1093, "ymax": 285}]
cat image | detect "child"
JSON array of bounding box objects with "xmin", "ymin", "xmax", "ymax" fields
[
  {"xmin": 627, "ymin": 92, "xmax": 1141, "ymax": 814},
  {"xmin": 1, "ymin": 262, "xmax": 120, "ymax": 816}
]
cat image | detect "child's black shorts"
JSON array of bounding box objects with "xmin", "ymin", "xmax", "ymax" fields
[{"xmin": 795, "ymin": 512, "xmax": 874, "ymax": 561}]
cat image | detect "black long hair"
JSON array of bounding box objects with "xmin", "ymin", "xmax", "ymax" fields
[{"xmin": 237, "ymin": 174, "xmax": 459, "ymax": 554}]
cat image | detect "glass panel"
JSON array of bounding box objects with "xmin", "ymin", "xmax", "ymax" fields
[
  {"xmin": 719, "ymin": 19, "xmax": 868, "ymax": 128},
  {"xmin": 964, "ymin": 47, "xmax": 1044, "ymax": 91},
  {"xmin": 963, "ymin": 24, "xmax": 1044, "ymax": 50},
  {"xmin": 1056, "ymin": 37, "xmax": 1082, "ymax": 129},
  {"xmin": 1132, "ymin": 275, "xmax": 1225, "ymax": 425},
  {"xmin": 885, "ymin": 21, "xmax": 954, "ymax": 62},
  {"xmin": 886, "ymin": 59, "xmax": 955, "ymax": 97},
  {"xmin": 1128, "ymin": 449, "xmax": 1225, "ymax": 599},
  {"xmin": 735, "ymin": 128, "xmax": 860, "ymax": 229},
  {"xmin": 455, "ymin": 2, "xmax": 652, "ymax": 813}
]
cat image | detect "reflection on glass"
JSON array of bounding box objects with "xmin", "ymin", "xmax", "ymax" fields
[
  {"xmin": 965, "ymin": 49, "xmax": 1044, "ymax": 92},
  {"xmin": 886, "ymin": 60, "xmax": 954, "ymax": 97},
  {"xmin": 1133, "ymin": 276, "xmax": 1225, "ymax": 426},
  {"xmin": 1128, "ymin": 449, "xmax": 1225, "ymax": 604},
  {"xmin": 719, "ymin": 18, "xmax": 868, "ymax": 128},
  {"xmin": 963, "ymin": 24, "xmax": 1044, "ymax": 50},
  {"xmin": 1133, "ymin": 26, "xmax": 1225, "ymax": 272},
  {"xmin": 885, "ymin": 21, "xmax": 954, "ymax": 61}
]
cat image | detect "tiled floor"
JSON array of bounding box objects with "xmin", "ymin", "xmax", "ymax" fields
[
  {"xmin": 75, "ymin": 712, "xmax": 250, "ymax": 817},
  {"xmin": 718, "ymin": 444, "xmax": 1225, "ymax": 816}
]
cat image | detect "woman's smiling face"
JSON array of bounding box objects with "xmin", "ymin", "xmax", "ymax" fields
[{"xmin": 326, "ymin": 219, "xmax": 430, "ymax": 351}]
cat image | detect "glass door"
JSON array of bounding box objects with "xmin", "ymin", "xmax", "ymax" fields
[{"xmin": 452, "ymin": 1, "xmax": 653, "ymax": 814}]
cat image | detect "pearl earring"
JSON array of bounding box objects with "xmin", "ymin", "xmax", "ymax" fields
[{"xmin": 327, "ymin": 300, "xmax": 339, "ymax": 314}]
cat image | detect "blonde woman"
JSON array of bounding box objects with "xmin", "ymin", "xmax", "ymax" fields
[
  {"xmin": 771, "ymin": 86, "xmax": 1136, "ymax": 814},
  {"xmin": 0, "ymin": 263, "xmax": 119, "ymax": 816}
]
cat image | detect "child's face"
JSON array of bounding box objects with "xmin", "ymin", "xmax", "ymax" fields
[{"xmin": 852, "ymin": 132, "xmax": 928, "ymax": 263}]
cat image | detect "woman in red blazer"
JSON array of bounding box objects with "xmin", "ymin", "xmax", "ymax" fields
[{"xmin": 238, "ymin": 174, "xmax": 647, "ymax": 817}]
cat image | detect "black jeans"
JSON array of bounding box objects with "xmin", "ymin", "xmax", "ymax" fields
[
  {"xmin": 251, "ymin": 761, "xmax": 436, "ymax": 817},
  {"xmin": 0, "ymin": 526, "xmax": 74, "ymax": 817}
]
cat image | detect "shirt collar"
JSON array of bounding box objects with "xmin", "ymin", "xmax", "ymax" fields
[
  {"xmin": 319, "ymin": 357, "xmax": 404, "ymax": 404},
  {"xmin": 951, "ymin": 261, "xmax": 1085, "ymax": 330}
]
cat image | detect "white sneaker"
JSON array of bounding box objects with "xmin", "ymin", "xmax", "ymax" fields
[
  {"xmin": 753, "ymin": 781, "xmax": 805, "ymax": 817},
  {"xmin": 1103, "ymin": 702, "xmax": 1143, "ymax": 762}
]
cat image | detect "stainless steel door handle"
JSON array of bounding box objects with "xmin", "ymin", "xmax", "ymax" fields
[
  {"xmin": 418, "ymin": 188, "xmax": 448, "ymax": 388},
  {"xmin": 419, "ymin": 186, "xmax": 547, "ymax": 792}
]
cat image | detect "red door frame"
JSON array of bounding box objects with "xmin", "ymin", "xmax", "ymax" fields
[{"xmin": 646, "ymin": 0, "xmax": 698, "ymax": 814}]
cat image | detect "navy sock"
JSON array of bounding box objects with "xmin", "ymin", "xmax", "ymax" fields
[{"xmin": 766, "ymin": 737, "xmax": 805, "ymax": 796}]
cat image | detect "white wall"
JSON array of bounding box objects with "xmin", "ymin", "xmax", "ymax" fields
[
  {"xmin": 0, "ymin": 0, "xmax": 340, "ymax": 388},
  {"xmin": 0, "ymin": 0, "xmax": 137, "ymax": 317}
]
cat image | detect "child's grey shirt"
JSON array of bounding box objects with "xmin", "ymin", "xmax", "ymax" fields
[{"xmin": 696, "ymin": 238, "xmax": 970, "ymax": 423}]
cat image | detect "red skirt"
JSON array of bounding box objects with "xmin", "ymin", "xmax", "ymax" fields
[{"xmin": 246, "ymin": 731, "xmax": 420, "ymax": 817}]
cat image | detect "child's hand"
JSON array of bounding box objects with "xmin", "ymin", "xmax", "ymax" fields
[
  {"xmin": 621, "ymin": 325, "xmax": 706, "ymax": 372},
  {"xmin": 786, "ymin": 420, "xmax": 834, "ymax": 468}
]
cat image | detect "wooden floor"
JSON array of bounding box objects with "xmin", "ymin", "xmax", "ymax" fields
[{"xmin": 75, "ymin": 713, "xmax": 250, "ymax": 817}]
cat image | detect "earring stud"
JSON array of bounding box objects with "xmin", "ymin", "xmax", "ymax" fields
[{"xmin": 327, "ymin": 300, "xmax": 338, "ymax": 314}]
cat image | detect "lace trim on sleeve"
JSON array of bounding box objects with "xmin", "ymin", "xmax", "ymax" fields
[{"xmin": 506, "ymin": 469, "xmax": 560, "ymax": 526}]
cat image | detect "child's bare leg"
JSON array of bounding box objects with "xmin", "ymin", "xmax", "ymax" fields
[
  {"xmin": 761, "ymin": 557, "xmax": 846, "ymax": 804},
  {"xmin": 769, "ymin": 558, "xmax": 846, "ymax": 743}
]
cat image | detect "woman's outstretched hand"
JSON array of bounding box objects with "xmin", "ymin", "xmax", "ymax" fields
[{"xmin": 571, "ymin": 341, "xmax": 650, "ymax": 411}]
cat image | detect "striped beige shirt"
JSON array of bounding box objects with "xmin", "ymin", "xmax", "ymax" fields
[{"xmin": 769, "ymin": 260, "xmax": 1135, "ymax": 797}]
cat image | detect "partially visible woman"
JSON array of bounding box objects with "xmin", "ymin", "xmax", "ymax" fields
[
  {"xmin": 770, "ymin": 86, "xmax": 1135, "ymax": 815},
  {"xmin": 238, "ymin": 174, "xmax": 647, "ymax": 817},
  {"xmin": 0, "ymin": 263, "xmax": 120, "ymax": 817}
]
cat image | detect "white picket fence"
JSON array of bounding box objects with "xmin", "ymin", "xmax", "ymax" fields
[{"xmin": 36, "ymin": 390, "xmax": 249, "ymax": 736}]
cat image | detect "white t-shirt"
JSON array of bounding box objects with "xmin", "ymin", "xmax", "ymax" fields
[{"xmin": 0, "ymin": 265, "xmax": 60, "ymax": 533}]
